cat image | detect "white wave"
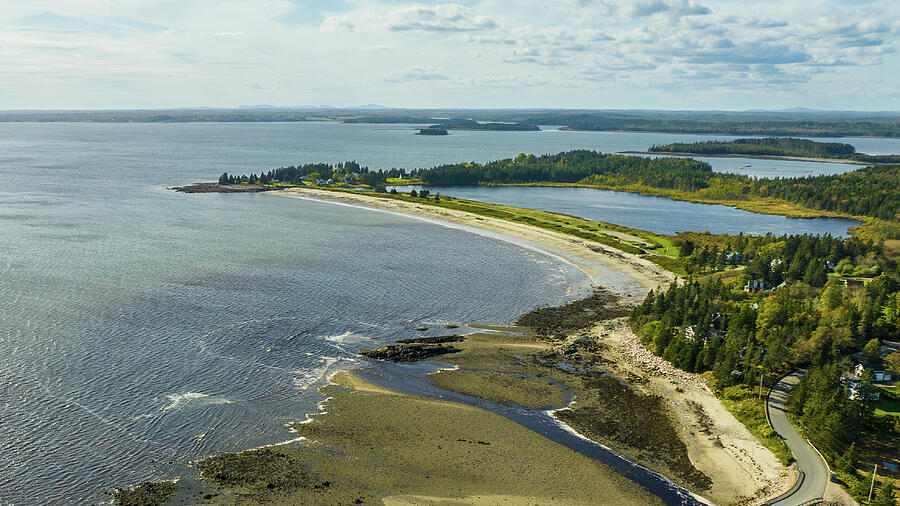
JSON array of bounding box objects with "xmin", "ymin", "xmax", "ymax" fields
[
  {"xmin": 291, "ymin": 356, "xmax": 349, "ymax": 391},
  {"xmin": 323, "ymin": 330, "xmax": 355, "ymax": 343},
  {"xmin": 161, "ymin": 392, "xmax": 232, "ymax": 411}
]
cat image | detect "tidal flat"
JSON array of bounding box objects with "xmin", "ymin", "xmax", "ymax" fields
[{"xmin": 195, "ymin": 371, "xmax": 663, "ymax": 505}]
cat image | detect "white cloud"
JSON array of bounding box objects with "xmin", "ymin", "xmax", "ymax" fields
[{"xmin": 0, "ymin": 0, "xmax": 898, "ymax": 109}]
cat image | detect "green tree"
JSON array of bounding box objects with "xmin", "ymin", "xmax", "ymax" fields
[
  {"xmin": 873, "ymin": 480, "xmax": 896, "ymax": 506},
  {"xmin": 839, "ymin": 442, "xmax": 858, "ymax": 476},
  {"xmin": 863, "ymin": 338, "xmax": 882, "ymax": 364}
]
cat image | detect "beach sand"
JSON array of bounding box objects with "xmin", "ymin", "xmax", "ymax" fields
[
  {"xmin": 273, "ymin": 187, "xmax": 790, "ymax": 504},
  {"xmin": 277, "ymin": 187, "xmax": 674, "ymax": 304}
]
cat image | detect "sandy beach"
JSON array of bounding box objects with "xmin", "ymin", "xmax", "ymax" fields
[
  {"xmin": 277, "ymin": 187, "xmax": 675, "ymax": 304},
  {"xmin": 272, "ymin": 186, "xmax": 790, "ymax": 505}
]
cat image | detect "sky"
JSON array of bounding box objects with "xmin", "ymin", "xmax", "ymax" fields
[{"xmin": 2, "ymin": 0, "xmax": 898, "ymax": 111}]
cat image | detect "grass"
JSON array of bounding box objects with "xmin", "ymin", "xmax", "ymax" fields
[
  {"xmin": 197, "ymin": 371, "xmax": 662, "ymax": 505},
  {"xmin": 325, "ymin": 187, "xmax": 686, "ymax": 265},
  {"xmin": 427, "ymin": 369, "xmax": 566, "ymax": 408},
  {"xmin": 875, "ymin": 386, "xmax": 900, "ymax": 418},
  {"xmin": 713, "ymin": 379, "xmax": 794, "ymax": 466},
  {"xmin": 386, "ymin": 177, "xmax": 424, "ymax": 185}
]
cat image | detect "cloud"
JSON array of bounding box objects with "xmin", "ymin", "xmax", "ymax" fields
[
  {"xmin": 385, "ymin": 4, "xmax": 496, "ymax": 32},
  {"xmin": 384, "ymin": 66, "xmax": 450, "ymax": 82}
]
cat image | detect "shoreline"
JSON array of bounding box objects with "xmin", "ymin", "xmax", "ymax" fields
[
  {"xmin": 181, "ymin": 187, "xmax": 787, "ymax": 505},
  {"xmin": 275, "ymin": 187, "xmax": 674, "ymax": 303},
  {"xmin": 139, "ymin": 184, "xmax": 789, "ymax": 505},
  {"xmin": 619, "ymin": 150, "xmax": 869, "ymax": 165}
]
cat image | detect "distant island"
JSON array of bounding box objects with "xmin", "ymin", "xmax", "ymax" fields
[
  {"xmin": 427, "ymin": 119, "xmax": 540, "ymax": 132},
  {"xmin": 416, "ymin": 127, "xmax": 449, "ymax": 135},
  {"xmin": 638, "ymin": 137, "xmax": 900, "ymax": 164},
  {"xmin": 2, "ymin": 108, "xmax": 899, "ymax": 137}
]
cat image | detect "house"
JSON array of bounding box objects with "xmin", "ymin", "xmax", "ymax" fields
[
  {"xmin": 846, "ymin": 379, "xmax": 880, "ymax": 400},
  {"xmin": 825, "ymin": 261, "xmax": 836, "ymax": 273},
  {"xmin": 744, "ymin": 280, "xmax": 770, "ymax": 293},
  {"xmin": 725, "ymin": 252, "xmax": 743, "ymax": 265},
  {"xmin": 854, "ymin": 363, "xmax": 893, "ymax": 383},
  {"xmin": 775, "ymin": 281, "xmax": 788, "ymax": 290},
  {"xmin": 684, "ymin": 326, "xmax": 696, "ymax": 340},
  {"xmin": 316, "ymin": 179, "xmax": 329, "ymax": 186}
]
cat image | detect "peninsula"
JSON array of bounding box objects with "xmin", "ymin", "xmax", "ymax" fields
[{"xmin": 636, "ymin": 137, "xmax": 900, "ymax": 164}]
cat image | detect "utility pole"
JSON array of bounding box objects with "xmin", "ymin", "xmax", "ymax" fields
[{"xmin": 868, "ymin": 464, "xmax": 878, "ymax": 504}]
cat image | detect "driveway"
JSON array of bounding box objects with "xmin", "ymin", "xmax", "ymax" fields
[{"xmin": 764, "ymin": 370, "xmax": 830, "ymax": 505}]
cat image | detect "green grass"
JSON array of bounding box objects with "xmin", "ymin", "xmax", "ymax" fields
[
  {"xmin": 386, "ymin": 177, "xmax": 424, "ymax": 185},
  {"xmin": 326, "ymin": 188, "xmax": 685, "ymax": 266},
  {"xmin": 875, "ymin": 386, "xmax": 900, "ymax": 418}
]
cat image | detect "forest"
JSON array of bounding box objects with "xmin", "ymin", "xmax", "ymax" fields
[
  {"xmin": 629, "ymin": 233, "xmax": 900, "ymax": 504},
  {"xmin": 649, "ymin": 137, "xmax": 900, "ymax": 164},
  {"xmin": 427, "ymin": 119, "xmax": 540, "ymax": 131},
  {"xmin": 223, "ymin": 150, "xmax": 900, "ymax": 224}
]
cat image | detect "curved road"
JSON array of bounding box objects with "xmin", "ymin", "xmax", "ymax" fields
[{"xmin": 765, "ymin": 370, "xmax": 830, "ymax": 505}]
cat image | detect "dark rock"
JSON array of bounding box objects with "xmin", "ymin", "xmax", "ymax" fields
[{"xmin": 359, "ymin": 343, "xmax": 461, "ymax": 362}]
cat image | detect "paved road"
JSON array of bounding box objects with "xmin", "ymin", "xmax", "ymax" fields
[{"xmin": 765, "ymin": 370, "xmax": 830, "ymax": 505}]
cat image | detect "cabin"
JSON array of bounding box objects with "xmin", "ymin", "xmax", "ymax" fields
[
  {"xmin": 725, "ymin": 252, "xmax": 743, "ymax": 265},
  {"xmin": 744, "ymin": 280, "xmax": 770, "ymax": 293}
]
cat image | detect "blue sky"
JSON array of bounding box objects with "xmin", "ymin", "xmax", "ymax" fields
[{"xmin": 2, "ymin": 0, "xmax": 898, "ymax": 110}]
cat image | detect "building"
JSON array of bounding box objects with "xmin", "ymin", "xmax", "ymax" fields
[
  {"xmin": 853, "ymin": 363, "xmax": 893, "ymax": 383},
  {"xmin": 744, "ymin": 280, "xmax": 770, "ymax": 293},
  {"xmin": 845, "ymin": 379, "xmax": 880, "ymax": 400},
  {"xmin": 725, "ymin": 252, "xmax": 743, "ymax": 265}
]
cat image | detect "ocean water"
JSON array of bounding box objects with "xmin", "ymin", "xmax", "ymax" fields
[{"xmin": 0, "ymin": 122, "xmax": 888, "ymax": 503}]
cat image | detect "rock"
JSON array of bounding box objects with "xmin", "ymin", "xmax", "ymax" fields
[{"xmin": 359, "ymin": 343, "xmax": 461, "ymax": 362}]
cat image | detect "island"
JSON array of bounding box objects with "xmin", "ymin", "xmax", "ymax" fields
[
  {"xmin": 634, "ymin": 137, "xmax": 900, "ymax": 164},
  {"xmin": 427, "ymin": 119, "xmax": 540, "ymax": 131},
  {"xmin": 416, "ymin": 127, "xmax": 448, "ymax": 135}
]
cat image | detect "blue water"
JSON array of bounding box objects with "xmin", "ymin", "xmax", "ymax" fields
[
  {"xmin": 0, "ymin": 122, "xmax": 881, "ymax": 503},
  {"xmin": 391, "ymin": 186, "xmax": 859, "ymax": 237}
]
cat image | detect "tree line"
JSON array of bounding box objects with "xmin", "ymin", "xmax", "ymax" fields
[
  {"xmin": 649, "ymin": 138, "xmax": 900, "ymax": 164},
  {"xmin": 220, "ymin": 150, "xmax": 900, "ymax": 222}
]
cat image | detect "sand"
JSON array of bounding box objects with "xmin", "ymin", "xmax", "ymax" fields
[
  {"xmin": 273, "ymin": 187, "xmax": 789, "ymax": 504},
  {"xmin": 592, "ymin": 319, "xmax": 794, "ymax": 505},
  {"xmin": 276, "ymin": 187, "xmax": 674, "ymax": 304}
]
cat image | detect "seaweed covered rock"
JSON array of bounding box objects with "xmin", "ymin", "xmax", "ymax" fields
[
  {"xmin": 516, "ymin": 289, "xmax": 629, "ymax": 340},
  {"xmin": 359, "ymin": 343, "xmax": 461, "ymax": 362},
  {"xmin": 113, "ymin": 481, "xmax": 177, "ymax": 506}
]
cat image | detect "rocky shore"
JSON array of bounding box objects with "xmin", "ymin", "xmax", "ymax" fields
[{"xmin": 169, "ymin": 182, "xmax": 279, "ymax": 193}]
